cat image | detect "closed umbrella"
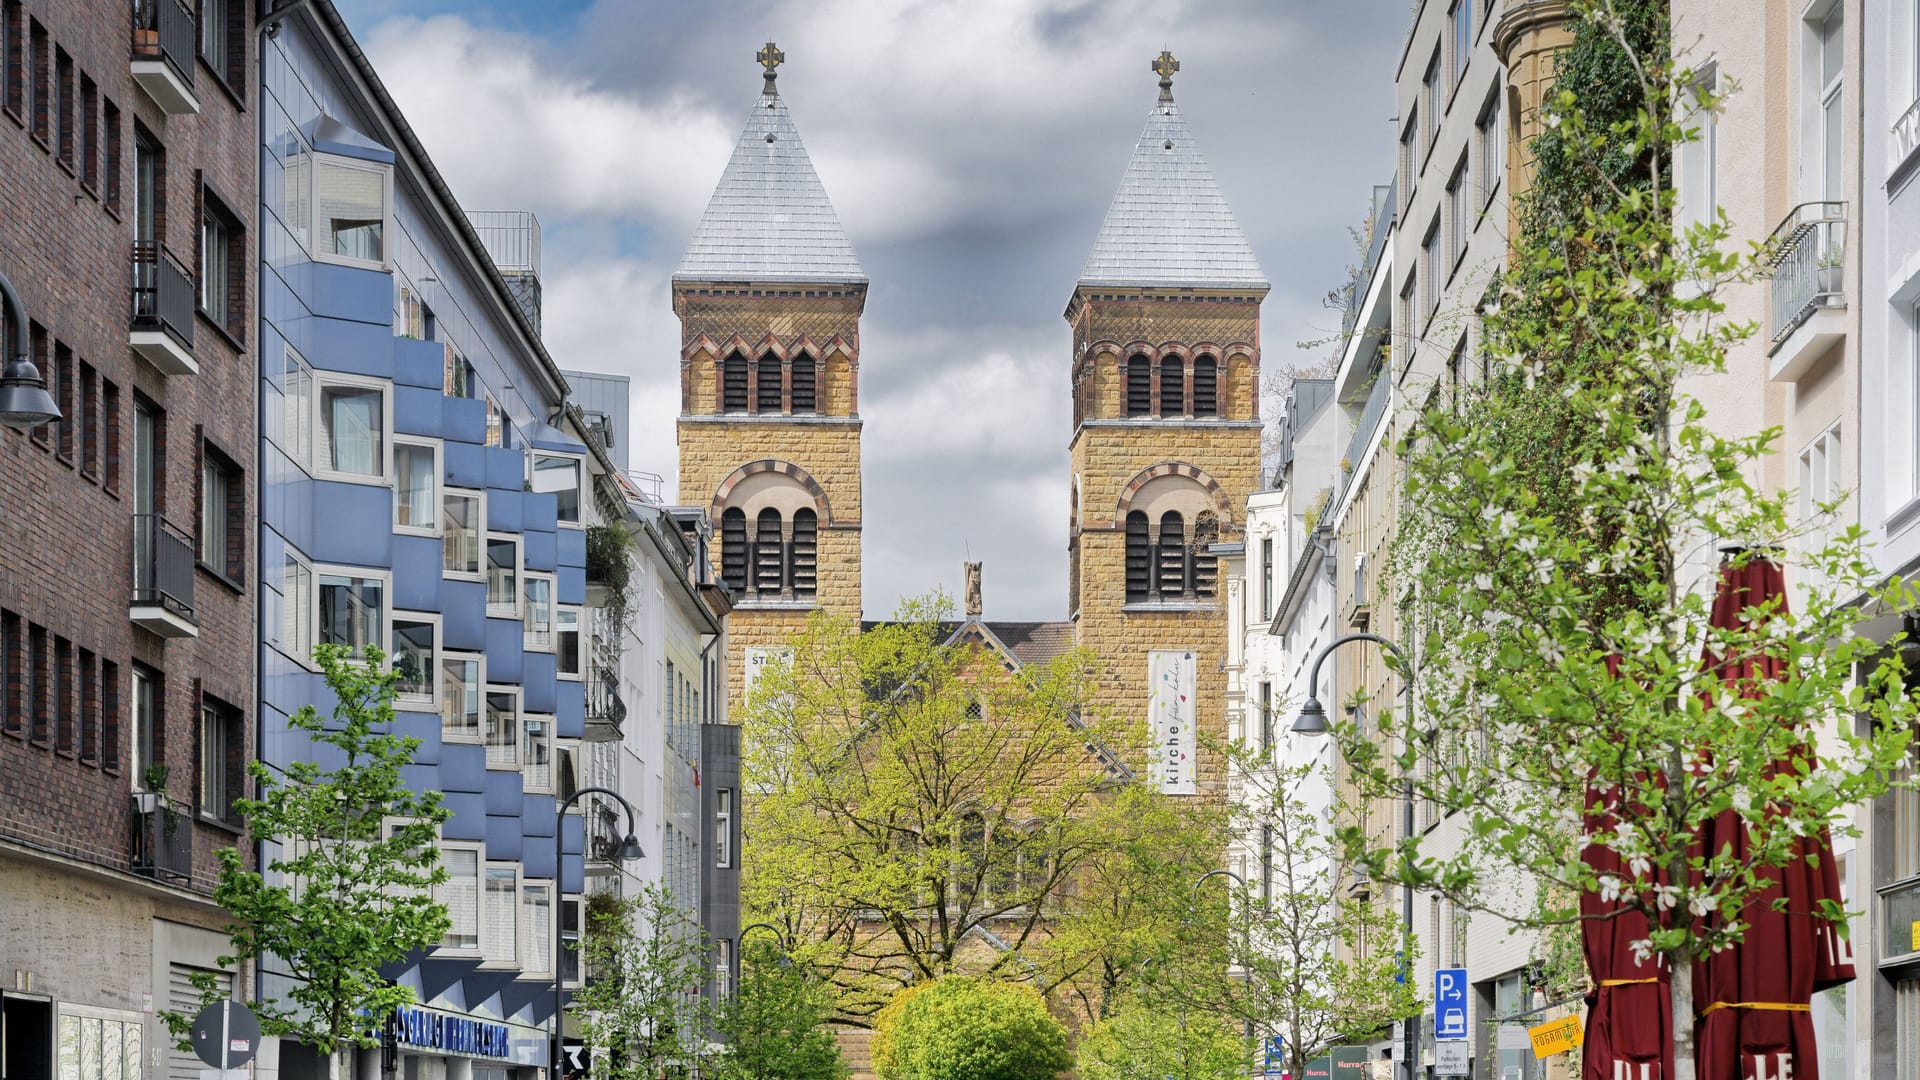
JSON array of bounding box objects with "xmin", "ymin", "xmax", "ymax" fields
[{"xmin": 1690, "ymin": 555, "xmax": 1853, "ymax": 1080}]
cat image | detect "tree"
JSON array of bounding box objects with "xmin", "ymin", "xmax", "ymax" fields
[
  {"xmin": 710, "ymin": 938, "xmax": 849, "ymax": 1080},
  {"xmin": 1341, "ymin": 3, "xmax": 1920, "ymax": 1078},
  {"xmin": 742, "ymin": 595, "xmax": 1209, "ymax": 1023},
  {"xmin": 1074, "ymin": 998, "xmax": 1246, "ymax": 1080},
  {"xmin": 167, "ymin": 644, "xmax": 451, "ymax": 1077},
  {"xmin": 870, "ymin": 977, "xmax": 1071, "ymax": 1080},
  {"xmin": 570, "ymin": 885, "xmax": 713, "ymax": 1080}
]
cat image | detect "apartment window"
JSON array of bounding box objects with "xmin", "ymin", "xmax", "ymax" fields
[
  {"xmin": 315, "ymin": 155, "xmax": 390, "ymax": 267},
  {"xmin": 440, "ymin": 654, "xmax": 481, "ymax": 741},
  {"xmin": 1816, "ymin": 4, "xmax": 1844, "ymax": 201},
  {"xmin": 133, "ymin": 127, "xmax": 159, "ymax": 250},
  {"xmin": 1421, "ymin": 216, "xmax": 1440, "ymax": 321},
  {"xmin": 523, "ymin": 574, "xmax": 554, "ymax": 651},
  {"xmin": 1399, "ymin": 109, "xmax": 1419, "ymax": 206},
  {"xmin": 1447, "ymin": 153, "xmax": 1470, "ymax": 267},
  {"xmin": 131, "ymin": 664, "xmax": 159, "ymax": 790},
  {"xmin": 523, "ymin": 714, "xmax": 553, "ymax": 794},
  {"xmin": 199, "ymin": 697, "xmax": 242, "ymax": 823},
  {"xmin": 1448, "ymin": 903, "xmax": 1469, "ymax": 967},
  {"xmin": 198, "ymin": 0, "xmax": 242, "ymax": 91},
  {"xmin": 1259, "ymin": 538, "xmax": 1274, "ymax": 620},
  {"xmin": 484, "ymin": 393, "xmax": 503, "ymax": 448},
  {"xmin": 317, "ymin": 377, "xmax": 388, "ymax": 480},
  {"xmin": 716, "ymin": 788, "xmax": 734, "ymax": 868},
  {"xmin": 27, "ymin": 18, "xmax": 44, "ymax": 143},
  {"xmin": 484, "ymin": 687, "xmax": 519, "ymax": 769},
  {"xmin": 486, "ymin": 536, "xmax": 520, "ymax": 617},
  {"xmin": 1475, "ymin": 86, "xmax": 1502, "ymax": 208},
  {"xmin": 1897, "ymin": 978, "xmax": 1920, "ymax": 1080},
  {"xmin": 53, "ymin": 46, "xmax": 69, "ymax": 166},
  {"xmin": 2, "ymin": 1, "xmax": 18, "ymax": 118},
  {"xmin": 558, "ymin": 897, "xmax": 584, "ymax": 987},
  {"xmin": 282, "ymin": 554, "xmax": 313, "ymax": 663},
  {"xmin": 79, "ymin": 362, "xmax": 98, "ymax": 478},
  {"xmin": 103, "ymin": 98, "xmax": 121, "ymax": 211},
  {"xmin": 1422, "ymin": 48, "xmax": 1441, "ymax": 152},
  {"xmin": 520, "ymin": 883, "xmax": 553, "ymax": 978},
  {"xmin": 1681, "ymin": 64, "xmax": 1719, "ymax": 232},
  {"xmin": 53, "ymin": 342, "xmax": 72, "ymax": 460},
  {"xmin": 131, "ymin": 393, "xmax": 160, "ymax": 517},
  {"xmin": 394, "ymin": 440, "xmax": 438, "ymax": 533},
  {"xmin": 281, "ymin": 346, "xmax": 313, "ymax": 468},
  {"xmin": 102, "ymin": 659, "xmax": 120, "ymax": 773},
  {"xmin": 199, "ymin": 189, "xmax": 243, "ymax": 338},
  {"xmin": 483, "ymin": 864, "xmax": 518, "ymax": 965},
  {"xmin": 1449, "ymin": 0, "xmax": 1472, "ymax": 85},
  {"xmin": 0, "ymin": 611, "xmax": 16, "ymax": 737},
  {"xmin": 533, "ymin": 453, "xmax": 582, "ymax": 525},
  {"xmin": 393, "ymin": 615, "xmax": 438, "ymax": 708},
  {"xmin": 439, "ymin": 846, "xmax": 481, "ymax": 952},
  {"xmin": 199, "ymin": 443, "xmax": 242, "ymax": 581},
  {"xmin": 23, "ymin": 623, "xmax": 46, "ymax": 744},
  {"xmin": 53, "ymin": 636, "xmax": 71, "ymax": 753},
  {"xmin": 555, "ymin": 607, "xmax": 582, "ymax": 679},
  {"xmin": 103, "ymin": 378, "xmax": 121, "ymax": 492},
  {"xmin": 317, "ymin": 569, "xmax": 386, "ymax": 659},
  {"xmin": 1799, "ymin": 424, "xmax": 1842, "ymax": 522},
  {"xmin": 443, "ymin": 490, "xmax": 483, "ymax": 577},
  {"xmin": 716, "ymin": 939, "xmax": 734, "ymax": 1001},
  {"xmin": 79, "ymin": 74, "xmax": 97, "ymax": 190},
  {"xmin": 1258, "ymin": 681, "xmax": 1274, "ymax": 752},
  {"xmin": 78, "ymin": 648, "xmax": 97, "ymax": 761}
]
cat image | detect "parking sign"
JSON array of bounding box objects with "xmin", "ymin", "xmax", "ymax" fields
[{"xmin": 1434, "ymin": 967, "xmax": 1468, "ymax": 1041}]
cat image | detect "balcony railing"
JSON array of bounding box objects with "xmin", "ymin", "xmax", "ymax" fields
[
  {"xmin": 131, "ymin": 514, "xmax": 197, "ymax": 635},
  {"xmin": 1893, "ymin": 97, "xmax": 1920, "ymax": 175},
  {"xmin": 583, "ymin": 667, "xmax": 626, "ymax": 743},
  {"xmin": 131, "ymin": 792, "xmax": 192, "ymax": 883},
  {"xmin": 131, "ymin": 242, "xmax": 195, "ymax": 346},
  {"xmin": 1342, "ymin": 371, "xmax": 1390, "ymax": 472},
  {"xmin": 129, "ymin": 0, "xmax": 197, "ymax": 114},
  {"xmin": 1765, "ymin": 201, "xmax": 1847, "ymax": 351}
]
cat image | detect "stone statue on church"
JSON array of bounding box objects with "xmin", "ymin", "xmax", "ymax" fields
[{"xmin": 964, "ymin": 561, "xmax": 983, "ymax": 618}]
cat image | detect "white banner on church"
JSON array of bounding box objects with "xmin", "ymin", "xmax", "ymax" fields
[
  {"xmin": 744, "ymin": 646, "xmax": 794, "ymax": 708},
  {"xmin": 1148, "ymin": 650, "xmax": 1198, "ymax": 795}
]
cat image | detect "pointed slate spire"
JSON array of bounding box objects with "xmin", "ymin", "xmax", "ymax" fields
[
  {"xmin": 673, "ymin": 43, "xmax": 867, "ymax": 285},
  {"xmin": 1077, "ymin": 53, "xmax": 1267, "ymax": 291}
]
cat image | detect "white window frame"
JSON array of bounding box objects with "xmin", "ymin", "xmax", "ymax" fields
[
  {"xmin": 533, "ymin": 452, "xmax": 586, "ymax": 527},
  {"xmin": 554, "ymin": 737, "xmax": 581, "ymax": 799},
  {"xmin": 486, "ymin": 533, "xmax": 522, "ymax": 619},
  {"xmin": 313, "ymin": 564, "xmax": 390, "ymax": 662},
  {"xmin": 559, "ymin": 895, "xmax": 585, "ymax": 989},
  {"xmin": 1798, "ymin": 422, "xmax": 1843, "ymax": 523},
  {"xmin": 1449, "ymin": 0, "xmax": 1472, "ymax": 87},
  {"xmin": 523, "ymin": 713, "xmax": 556, "ymax": 795},
  {"xmin": 442, "ymin": 487, "xmax": 485, "ymax": 581},
  {"xmin": 313, "ymin": 372, "xmax": 393, "ymax": 486},
  {"xmin": 281, "ymin": 547, "xmax": 315, "ymax": 669},
  {"xmin": 381, "ymin": 816, "xmax": 440, "ymax": 902},
  {"xmin": 1446, "ymin": 153, "xmax": 1470, "ymax": 272},
  {"xmin": 311, "ymin": 152, "xmax": 393, "ymax": 271},
  {"xmin": 520, "ymin": 880, "xmax": 555, "ymax": 980},
  {"xmin": 523, "ymin": 572, "xmax": 555, "ymax": 652},
  {"xmin": 1476, "ymin": 85, "xmax": 1502, "ymax": 210},
  {"xmin": 715, "ymin": 938, "xmax": 733, "ymax": 1002},
  {"xmin": 56, "ymin": 1003, "xmax": 146, "ymax": 1080},
  {"xmin": 715, "ymin": 788, "xmax": 733, "ymax": 869},
  {"xmin": 555, "ymin": 605, "xmax": 584, "ymax": 680},
  {"xmin": 1680, "ymin": 61, "xmax": 1720, "ymax": 233},
  {"xmin": 391, "ymin": 611, "xmax": 441, "ymax": 711},
  {"xmin": 393, "ymin": 437, "xmax": 441, "ymax": 536},
  {"xmin": 282, "ymin": 344, "xmax": 315, "ymax": 472},
  {"xmin": 484, "ymin": 684, "xmax": 521, "ymax": 771},
  {"xmin": 481, "ymin": 861, "xmax": 521, "ymax": 968},
  {"xmin": 436, "ymin": 841, "xmax": 484, "ymax": 955},
  {"xmin": 441, "ymin": 651, "xmax": 484, "ymax": 743}
]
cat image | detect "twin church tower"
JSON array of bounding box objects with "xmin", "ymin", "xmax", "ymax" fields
[{"xmin": 674, "ymin": 45, "xmax": 1265, "ymax": 784}]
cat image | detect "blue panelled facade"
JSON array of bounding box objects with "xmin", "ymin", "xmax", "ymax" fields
[{"xmin": 256, "ymin": 4, "xmax": 591, "ymax": 1072}]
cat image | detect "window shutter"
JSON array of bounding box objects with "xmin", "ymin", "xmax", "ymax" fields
[
  {"xmin": 167, "ymin": 964, "xmax": 231, "ymax": 1080},
  {"xmin": 1126, "ymin": 356, "xmax": 1151, "ymax": 417},
  {"xmin": 752, "ymin": 509, "xmax": 784, "ymax": 597},
  {"xmin": 721, "ymin": 354, "xmax": 748, "ymax": 412},
  {"xmin": 1124, "ymin": 512, "xmax": 1150, "ymax": 602},
  {"xmin": 789, "ymin": 509, "xmax": 817, "ymax": 597},
  {"xmin": 1193, "ymin": 355, "xmax": 1218, "ymax": 416},
  {"xmin": 720, "ymin": 509, "xmax": 748, "ymax": 591},
  {"xmin": 1156, "ymin": 512, "xmax": 1187, "ymax": 598},
  {"xmin": 790, "ymin": 354, "xmax": 816, "ymax": 412},
  {"xmin": 756, "ymin": 355, "xmax": 782, "ymax": 413},
  {"xmin": 1159, "ymin": 357, "xmax": 1184, "ymax": 417}
]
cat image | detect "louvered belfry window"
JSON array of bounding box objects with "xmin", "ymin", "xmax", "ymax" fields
[
  {"xmin": 722, "ymin": 353, "xmax": 748, "ymax": 412},
  {"xmin": 753, "ymin": 508, "xmax": 785, "ymax": 595},
  {"xmin": 791, "ymin": 353, "xmax": 817, "ymax": 413},
  {"xmin": 720, "ymin": 508, "xmax": 748, "ymax": 591},
  {"xmin": 1157, "ymin": 512, "xmax": 1188, "ymax": 595},
  {"xmin": 790, "ymin": 509, "xmax": 818, "ymax": 597},
  {"xmin": 757, "ymin": 354, "xmax": 783, "ymax": 413},
  {"xmin": 1193, "ymin": 355, "xmax": 1218, "ymax": 417},
  {"xmin": 1160, "ymin": 357, "xmax": 1185, "ymax": 417},
  {"xmin": 1126, "ymin": 355, "xmax": 1152, "ymax": 417},
  {"xmin": 1125, "ymin": 511, "xmax": 1152, "ymax": 601}
]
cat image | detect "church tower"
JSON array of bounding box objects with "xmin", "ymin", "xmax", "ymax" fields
[
  {"xmin": 675, "ymin": 43, "xmax": 865, "ymax": 709},
  {"xmin": 1067, "ymin": 53, "xmax": 1267, "ymax": 794}
]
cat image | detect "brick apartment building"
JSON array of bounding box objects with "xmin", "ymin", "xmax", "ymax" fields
[{"xmin": 0, "ymin": 2, "xmax": 258, "ymax": 1078}]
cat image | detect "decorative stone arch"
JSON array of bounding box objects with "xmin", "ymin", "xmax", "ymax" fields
[
  {"xmin": 1111, "ymin": 462, "xmax": 1234, "ymax": 529},
  {"xmin": 1153, "ymin": 341, "xmax": 1193, "ymax": 362},
  {"xmin": 711, "ymin": 459, "xmax": 834, "ymax": 525}
]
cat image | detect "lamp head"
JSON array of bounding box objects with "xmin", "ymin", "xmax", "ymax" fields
[
  {"xmin": 615, "ymin": 833, "xmax": 645, "ymax": 861},
  {"xmin": 0, "ymin": 354, "xmax": 59, "ymax": 428},
  {"xmin": 1292, "ymin": 696, "xmax": 1330, "ymax": 735}
]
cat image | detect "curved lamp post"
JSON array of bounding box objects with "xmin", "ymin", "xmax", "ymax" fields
[
  {"xmin": 0, "ymin": 269, "xmax": 59, "ymax": 428},
  {"xmin": 552, "ymin": 786, "xmax": 643, "ymax": 1080},
  {"xmin": 1293, "ymin": 632, "xmax": 1418, "ymax": 1080},
  {"xmin": 1192, "ymin": 868, "xmax": 1257, "ymax": 1045},
  {"xmin": 739, "ymin": 921, "xmax": 793, "ymax": 970}
]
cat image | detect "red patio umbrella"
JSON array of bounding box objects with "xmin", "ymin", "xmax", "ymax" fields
[{"xmin": 1690, "ymin": 555, "xmax": 1854, "ymax": 1080}]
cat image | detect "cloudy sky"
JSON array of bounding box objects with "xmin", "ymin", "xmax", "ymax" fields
[{"xmin": 334, "ymin": 0, "xmax": 1406, "ymax": 621}]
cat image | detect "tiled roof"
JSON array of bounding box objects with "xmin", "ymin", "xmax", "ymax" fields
[
  {"xmin": 1078, "ymin": 92, "xmax": 1266, "ymax": 290},
  {"xmin": 861, "ymin": 620, "xmax": 1078, "ymax": 669},
  {"xmin": 674, "ymin": 86, "xmax": 866, "ymax": 284}
]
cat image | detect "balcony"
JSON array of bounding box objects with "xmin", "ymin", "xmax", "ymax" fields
[
  {"xmin": 131, "ymin": 514, "xmax": 197, "ymax": 638},
  {"xmin": 131, "ymin": 792, "xmax": 192, "ymax": 883},
  {"xmin": 129, "ymin": 0, "xmax": 198, "ymax": 115},
  {"xmin": 583, "ymin": 667, "xmax": 625, "ymax": 743},
  {"xmin": 1893, "ymin": 97, "xmax": 1920, "ymax": 181},
  {"xmin": 1765, "ymin": 201, "xmax": 1847, "ymax": 382},
  {"xmin": 130, "ymin": 243, "xmax": 198, "ymax": 375}
]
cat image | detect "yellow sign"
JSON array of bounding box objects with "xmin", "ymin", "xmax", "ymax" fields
[
  {"xmin": 1529, "ymin": 1014, "xmax": 1585, "ymax": 1059},
  {"xmin": 1910, "ymin": 920, "xmax": 1920, "ymax": 954}
]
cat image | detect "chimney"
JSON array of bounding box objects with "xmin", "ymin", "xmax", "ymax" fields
[
  {"xmin": 964, "ymin": 561, "xmax": 983, "ymax": 618},
  {"xmin": 468, "ymin": 210, "xmax": 543, "ymax": 336}
]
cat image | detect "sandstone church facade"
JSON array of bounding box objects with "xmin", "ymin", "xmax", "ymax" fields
[{"xmin": 673, "ymin": 46, "xmax": 1266, "ymax": 796}]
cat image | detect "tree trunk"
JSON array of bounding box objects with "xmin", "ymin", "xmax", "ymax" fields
[{"xmin": 1670, "ymin": 961, "xmax": 1695, "ymax": 1080}]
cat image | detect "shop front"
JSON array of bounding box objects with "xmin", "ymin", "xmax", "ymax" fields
[{"xmin": 389, "ymin": 1004, "xmax": 547, "ymax": 1080}]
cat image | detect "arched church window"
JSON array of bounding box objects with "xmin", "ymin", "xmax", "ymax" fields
[
  {"xmin": 722, "ymin": 353, "xmax": 749, "ymax": 412},
  {"xmin": 790, "ymin": 352, "xmax": 817, "ymax": 413},
  {"xmin": 1191, "ymin": 510, "xmax": 1220, "ymax": 598},
  {"xmin": 1193, "ymin": 355, "xmax": 1218, "ymax": 417},
  {"xmin": 1126, "ymin": 355, "xmax": 1152, "ymax": 417},
  {"xmin": 1160, "ymin": 356, "xmax": 1185, "ymax": 417},
  {"xmin": 720, "ymin": 508, "xmax": 748, "ymax": 592},
  {"xmin": 757, "ymin": 354, "xmax": 783, "ymax": 413},
  {"xmin": 1122, "ymin": 470, "xmax": 1225, "ymax": 605},
  {"xmin": 1124, "ymin": 511, "xmax": 1151, "ymax": 602},
  {"xmin": 753, "ymin": 508, "xmax": 785, "ymax": 595},
  {"xmin": 1157, "ymin": 511, "xmax": 1188, "ymax": 596},
  {"xmin": 790, "ymin": 509, "xmax": 818, "ymax": 598}
]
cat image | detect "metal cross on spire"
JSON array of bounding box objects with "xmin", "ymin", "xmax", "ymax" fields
[
  {"xmin": 757, "ymin": 41, "xmax": 784, "ymax": 92},
  {"xmin": 1153, "ymin": 49, "xmax": 1179, "ymax": 100}
]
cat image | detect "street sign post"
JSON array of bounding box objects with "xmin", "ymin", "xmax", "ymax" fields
[
  {"xmin": 1264, "ymin": 1034, "xmax": 1287, "ymax": 1076},
  {"xmin": 189, "ymin": 1001, "xmax": 260, "ymax": 1071},
  {"xmin": 1433, "ymin": 968, "xmax": 1468, "ymax": 1042},
  {"xmin": 1435, "ymin": 1040, "xmax": 1469, "ymax": 1077}
]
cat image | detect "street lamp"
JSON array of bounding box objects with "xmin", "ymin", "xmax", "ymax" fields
[
  {"xmin": 739, "ymin": 922, "xmax": 793, "ymax": 969},
  {"xmin": 1191, "ymin": 868, "xmax": 1257, "ymax": 1046},
  {"xmin": 552, "ymin": 786, "xmax": 643, "ymax": 1080},
  {"xmin": 0, "ymin": 269, "xmax": 58, "ymax": 428},
  {"xmin": 1293, "ymin": 632, "xmax": 1419, "ymax": 1080}
]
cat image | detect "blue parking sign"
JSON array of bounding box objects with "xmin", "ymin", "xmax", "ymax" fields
[
  {"xmin": 1434, "ymin": 967, "xmax": 1468, "ymax": 1041},
  {"xmin": 1264, "ymin": 1034, "xmax": 1286, "ymax": 1076}
]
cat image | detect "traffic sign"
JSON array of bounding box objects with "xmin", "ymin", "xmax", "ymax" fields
[
  {"xmin": 1435, "ymin": 1040, "xmax": 1470, "ymax": 1077},
  {"xmin": 188, "ymin": 1001, "xmax": 259, "ymax": 1071},
  {"xmin": 1434, "ymin": 967, "xmax": 1468, "ymax": 1041},
  {"xmin": 1266, "ymin": 1034, "xmax": 1286, "ymax": 1062}
]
